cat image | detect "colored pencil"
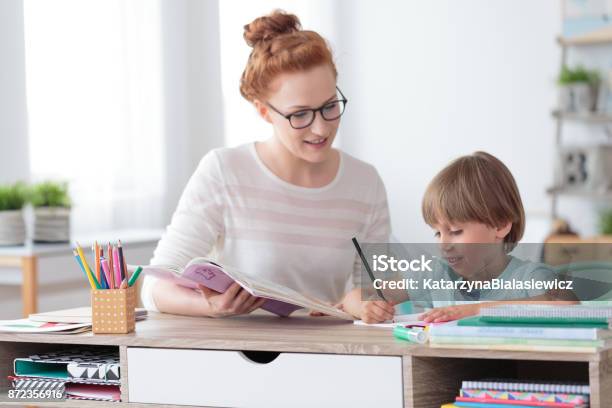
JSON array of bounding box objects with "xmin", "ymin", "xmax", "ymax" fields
[
  {"xmin": 73, "ymin": 249, "xmax": 95, "ymax": 289},
  {"xmin": 94, "ymin": 241, "xmax": 100, "ymax": 285},
  {"xmin": 101, "ymin": 256, "xmax": 113, "ymax": 289},
  {"xmin": 128, "ymin": 266, "xmax": 143, "ymax": 287},
  {"xmin": 118, "ymin": 240, "xmax": 127, "ymax": 282},
  {"xmin": 76, "ymin": 242, "xmax": 100, "ymax": 289},
  {"xmin": 113, "ymin": 247, "xmax": 122, "ymax": 289},
  {"xmin": 99, "ymin": 248, "xmax": 106, "ymax": 289},
  {"xmin": 107, "ymin": 242, "xmax": 115, "ymax": 288}
]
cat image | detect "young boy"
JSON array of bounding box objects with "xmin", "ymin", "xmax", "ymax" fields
[{"xmin": 342, "ymin": 151, "xmax": 574, "ymax": 323}]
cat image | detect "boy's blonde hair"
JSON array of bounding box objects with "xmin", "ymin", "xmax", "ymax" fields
[{"xmin": 422, "ymin": 151, "xmax": 525, "ymax": 246}]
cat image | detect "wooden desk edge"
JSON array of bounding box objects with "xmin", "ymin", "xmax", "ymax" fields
[{"xmin": 0, "ymin": 332, "xmax": 603, "ymax": 362}]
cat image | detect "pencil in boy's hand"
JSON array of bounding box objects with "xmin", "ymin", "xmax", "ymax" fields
[
  {"xmin": 73, "ymin": 249, "xmax": 96, "ymax": 289},
  {"xmin": 128, "ymin": 266, "xmax": 143, "ymax": 287}
]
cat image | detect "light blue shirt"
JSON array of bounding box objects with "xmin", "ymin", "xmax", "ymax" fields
[{"xmin": 407, "ymin": 256, "xmax": 555, "ymax": 309}]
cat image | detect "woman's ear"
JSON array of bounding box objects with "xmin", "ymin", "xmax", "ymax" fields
[
  {"xmin": 253, "ymin": 99, "xmax": 273, "ymax": 124},
  {"xmin": 495, "ymin": 222, "xmax": 513, "ymax": 240}
]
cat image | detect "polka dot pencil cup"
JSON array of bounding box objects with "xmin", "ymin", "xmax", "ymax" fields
[{"xmin": 91, "ymin": 286, "xmax": 136, "ymax": 334}]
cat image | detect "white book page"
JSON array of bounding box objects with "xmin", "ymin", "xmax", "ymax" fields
[{"xmin": 353, "ymin": 313, "xmax": 426, "ymax": 328}]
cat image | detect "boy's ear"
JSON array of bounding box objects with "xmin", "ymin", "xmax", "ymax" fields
[
  {"xmin": 253, "ymin": 99, "xmax": 273, "ymax": 124},
  {"xmin": 495, "ymin": 222, "xmax": 513, "ymax": 240}
]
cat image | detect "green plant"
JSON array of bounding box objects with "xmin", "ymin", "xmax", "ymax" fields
[
  {"xmin": 0, "ymin": 182, "xmax": 28, "ymax": 211},
  {"xmin": 28, "ymin": 181, "xmax": 71, "ymax": 208},
  {"xmin": 600, "ymin": 209, "xmax": 612, "ymax": 236},
  {"xmin": 558, "ymin": 65, "xmax": 601, "ymax": 86}
]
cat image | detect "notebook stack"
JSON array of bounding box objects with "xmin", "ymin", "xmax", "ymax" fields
[
  {"xmin": 429, "ymin": 305, "xmax": 612, "ymax": 353},
  {"xmin": 441, "ymin": 379, "xmax": 590, "ymax": 408},
  {"xmin": 8, "ymin": 347, "xmax": 121, "ymax": 402}
]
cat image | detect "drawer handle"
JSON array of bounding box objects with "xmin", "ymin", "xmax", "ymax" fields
[{"xmin": 239, "ymin": 350, "xmax": 281, "ymax": 364}]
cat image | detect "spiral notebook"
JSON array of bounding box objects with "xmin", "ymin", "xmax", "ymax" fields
[{"xmin": 478, "ymin": 304, "xmax": 612, "ymax": 325}]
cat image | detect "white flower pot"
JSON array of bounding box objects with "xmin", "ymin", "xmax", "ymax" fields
[
  {"xmin": 558, "ymin": 85, "xmax": 573, "ymax": 112},
  {"xmin": 0, "ymin": 210, "xmax": 26, "ymax": 246},
  {"xmin": 573, "ymin": 83, "xmax": 597, "ymax": 113},
  {"xmin": 33, "ymin": 207, "xmax": 71, "ymax": 243}
]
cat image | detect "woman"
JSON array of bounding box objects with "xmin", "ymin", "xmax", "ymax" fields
[{"xmin": 141, "ymin": 10, "xmax": 390, "ymax": 319}]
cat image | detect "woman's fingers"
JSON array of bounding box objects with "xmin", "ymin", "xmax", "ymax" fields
[
  {"xmin": 197, "ymin": 284, "xmax": 220, "ymax": 299},
  {"xmin": 241, "ymin": 292, "xmax": 261, "ymax": 311},
  {"xmin": 224, "ymin": 282, "xmax": 242, "ymax": 299},
  {"xmin": 246, "ymin": 298, "xmax": 267, "ymax": 314}
]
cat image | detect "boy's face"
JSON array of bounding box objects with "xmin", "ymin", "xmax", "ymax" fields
[{"xmin": 431, "ymin": 220, "xmax": 511, "ymax": 280}]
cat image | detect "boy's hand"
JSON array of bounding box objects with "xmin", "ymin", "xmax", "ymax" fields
[
  {"xmin": 420, "ymin": 303, "xmax": 481, "ymax": 323},
  {"xmin": 340, "ymin": 288, "xmax": 395, "ymax": 323},
  {"xmin": 360, "ymin": 300, "xmax": 395, "ymax": 323}
]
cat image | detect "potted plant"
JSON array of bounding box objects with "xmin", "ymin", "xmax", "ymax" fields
[
  {"xmin": 558, "ymin": 65, "xmax": 601, "ymax": 113},
  {"xmin": 0, "ymin": 182, "xmax": 27, "ymax": 245},
  {"xmin": 28, "ymin": 181, "xmax": 72, "ymax": 243},
  {"xmin": 600, "ymin": 209, "xmax": 612, "ymax": 237}
]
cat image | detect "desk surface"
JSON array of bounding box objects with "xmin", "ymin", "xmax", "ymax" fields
[
  {"xmin": 0, "ymin": 228, "xmax": 163, "ymax": 257},
  {"xmin": 0, "ymin": 311, "xmax": 607, "ymax": 362}
]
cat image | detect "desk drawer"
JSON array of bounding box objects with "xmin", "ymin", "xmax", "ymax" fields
[{"xmin": 127, "ymin": 347, "xmax": 403, "ymax": 407}]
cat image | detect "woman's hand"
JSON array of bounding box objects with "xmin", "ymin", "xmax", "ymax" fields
[
  {"xmin": 309, "ymin": 302, "xmax": 344, "ymax": 317},
  {"xmin": 198, "ymin": 283, "xmax": 266, "ymax": 318},
  {"xmin": 419, "ymin": 303, "xmax": 481, "ymax": 323}
]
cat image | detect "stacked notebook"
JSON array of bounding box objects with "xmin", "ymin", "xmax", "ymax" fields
[
  {"xmin": 429, "ymin": 304, "xmax": 612, "ymax": 353},
  {"xmin": 9, "ymin": 347, "xmax": 121, "ymax": 402},
  {"xmin": 0, "ymin": 307, "xmax": 147, "ymax": 334},
  {"xmin": 441, "ymin": 379, "xmax": 590, "ymax": 408}
]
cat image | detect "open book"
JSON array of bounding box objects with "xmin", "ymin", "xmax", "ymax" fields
[{"xmin": 142, "ymin": 258, "xmax": 353, "ymax": 320}]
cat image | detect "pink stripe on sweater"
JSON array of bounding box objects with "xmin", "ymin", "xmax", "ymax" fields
[
  {"xmin": 230, "ymin": 206, "xmax": 365, "ymax": 231},
  {"xmin": 225, "ymin": 228, "xmax": 350, "ymax": 249},
  {"xmin": 226, "ymin": 184, "xmax": 374, "ymax": 214}
]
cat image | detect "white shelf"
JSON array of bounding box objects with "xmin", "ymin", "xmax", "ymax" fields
[
  {"xmin": 547, "ymin": 186, "xmax": 612, "ymax": 200},
  {"xmin": 552, "ymin": 110, "xmax": 612, "ymax": 123},
  {"xmin": 557, "ymin": 27, "xmax": 612, "ymax": 46}
]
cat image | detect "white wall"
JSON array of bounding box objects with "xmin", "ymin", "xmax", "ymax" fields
[
  {"xmin": 160, "ymin": 0, "xmax": 225, "ymax": 223},
  {"xmin": 333, "ymin": 0, "xmax": 562, "ymax": 242},
  {"xmin": 0, "ymin": 0, "xmax": 29, "ymax": 184}
]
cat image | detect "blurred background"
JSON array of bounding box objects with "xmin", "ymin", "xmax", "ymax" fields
[{"xmin": 2, "ymin": 0, "xmax": 612, "ymax": 319}]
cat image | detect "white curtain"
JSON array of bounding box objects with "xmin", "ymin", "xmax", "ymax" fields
[{"xmin": 23, "ymin": 0, "xmax": 165, "ymax": 234}]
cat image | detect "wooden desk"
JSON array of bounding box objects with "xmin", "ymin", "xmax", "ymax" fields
[
  {"xmin": 0, "ymin": 312, "xmax": 610, "ymax": 407},
  {"xmin": 0, "ymin": 229, "xmax": 162, "ymax": 317}
]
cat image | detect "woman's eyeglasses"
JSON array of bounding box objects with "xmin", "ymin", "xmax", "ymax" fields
[{"xmin": 265, "ymin": 87, "xmax": 348, "ymax": 130}]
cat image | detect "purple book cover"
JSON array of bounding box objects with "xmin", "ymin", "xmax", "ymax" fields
[{"xmin": 182, "ymin": 263, "xmax": 301, "ymax": 317}]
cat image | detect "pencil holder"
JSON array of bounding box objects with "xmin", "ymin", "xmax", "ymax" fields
[{"xmin": 91, "ymin": 286, "xmax": 136, "ymax": 334}]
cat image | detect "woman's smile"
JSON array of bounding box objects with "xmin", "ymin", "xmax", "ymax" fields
[{"xmin": 303, "ymin": 136, "xmax": 329, "ymax": 149}]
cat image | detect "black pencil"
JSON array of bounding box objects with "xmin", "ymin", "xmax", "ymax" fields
[{"xmin": 351, "ymin": 237, "xmax": 387, "ymax": 301}]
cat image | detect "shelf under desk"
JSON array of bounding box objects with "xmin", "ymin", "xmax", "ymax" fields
[{"xmin": 0, "ymin": 312, "xmax": 611, "ymax": 407}]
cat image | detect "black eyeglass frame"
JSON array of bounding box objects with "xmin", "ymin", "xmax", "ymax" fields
[{"xmin": 265, "ymin": 86, "xmax": 348, "ymax": 129}]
